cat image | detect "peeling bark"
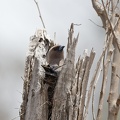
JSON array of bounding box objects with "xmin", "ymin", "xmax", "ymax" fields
[
  {"xmin": 20, "ymin": 30, "xmax": 50, "ymax": 120},
  {"xmin": 92, "ymin": 0, "xmax": 120, "ymax": 120},
  {"xmin": 20, "ymin": 24, "xmax": 95, "ymax": 120}
]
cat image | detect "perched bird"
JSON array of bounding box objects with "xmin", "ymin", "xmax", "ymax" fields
[
  {"xmin": 42, "ymin": 45, "xmax": 65, "ymax": 85},
  {"xmin": 47, "ymin": 45, "xmax": 65, "ymax": 67}
]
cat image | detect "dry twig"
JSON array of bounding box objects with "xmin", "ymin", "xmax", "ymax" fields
[
  {"xmin": 101, "ymin": 0, "xmax": 120, "ymax": 52},
  {"xmin": 34, "ymin": 0, "xmax": 46, "ymax": 28},
  {"xmin": 89, "ymin": 19, "xmax": 103, "ymax": 28}
]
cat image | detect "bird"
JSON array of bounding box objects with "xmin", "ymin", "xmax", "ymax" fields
[
  {"xmin": 42, "ymin": 45, "xmax": 65, "ymax": 85},
  {"xmin": 46, "ymin": 45, "xmax": 65, "ymax": 67}
]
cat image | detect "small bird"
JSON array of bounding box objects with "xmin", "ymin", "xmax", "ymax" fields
[
  {"xmin": 47, "ymin": 45, "xmax": 65, "ymax": 67},
  {"xmin": 42, "ymin": 45, "xmax": 65, "ymax": 85}
]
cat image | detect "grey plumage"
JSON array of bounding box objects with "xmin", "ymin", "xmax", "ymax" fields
[{"xmin": 47, "ymin": 45, "xmax": 65, "ymax": 66}]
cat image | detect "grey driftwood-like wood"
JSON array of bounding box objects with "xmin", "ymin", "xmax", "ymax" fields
[
  {"xmin": 20, "ymin": 0, "xmax": 120, "ymax": 119},
  {"xmin": 20, "ymin": 29, "xmax": 51, "ymax": 120},
  {"xmin": 20, "ymin": 24, "xmax": 96, "ymax": 120},
  {"xmin": 91, "ymin": 0, "xmax": 120, "ymax": 120}
]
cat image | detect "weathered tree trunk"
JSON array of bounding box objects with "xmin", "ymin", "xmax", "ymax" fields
[
  {"xmin": 91, "ymin": 0, "xmax": 120, "ymax": 120},
  {"xmin": 20, "ymin": 30, "xmax": 50, "ymax": 120},
  {"xmin": 20, "ymin": 24, "xmax": 95, "ymax": 120},
  {"xmin": 20, "ymin": 1, "xmax": 120, "ymax": 120},
  {"xmin": 51, "ymin": 24, "xmax": 95, "ymax": 120}
]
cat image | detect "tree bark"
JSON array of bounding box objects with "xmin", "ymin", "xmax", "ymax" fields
[
  {"xmin": 20, "ymin": 1, "xmax": 120, "ymax": 119},
  {"xmin": 20, "ymin": 30, "xmax": 50, "ymax": 120},
  {"xmin": 92, "ymin": 0, "xmax": 120, "ymax": 120},
  {"xmin": 20, "ymin": 24, "xmax": 95, "ymax": 120}
]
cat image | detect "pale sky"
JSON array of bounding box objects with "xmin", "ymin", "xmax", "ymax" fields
[{"xmin": 0, "ymin": 0, "xmax": 105, "ymax": 120}]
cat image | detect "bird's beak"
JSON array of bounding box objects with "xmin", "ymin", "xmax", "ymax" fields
[{"xmin": 59, "ymin": 46, "xmax": 65, "ymax": 51}]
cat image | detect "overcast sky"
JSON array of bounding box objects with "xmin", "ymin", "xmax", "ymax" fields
[{"xmin": 0, "ymin": 0, "xmax": 105, "ymax": 120}]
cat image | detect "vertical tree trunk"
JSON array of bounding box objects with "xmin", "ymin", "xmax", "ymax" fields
[
  {"xmin": 92, "ymin": 0, "xmax": 120, "ymax": 119},
  {"xmin": 20, "ymin": 24, "xmax": 95, "ymax": 120},
  {"xmin": 20, "ymin": 30, "xmax": 50, "ymax": 120},
  {"xmin": 20, "ymin": 1, "xmax": 120, "ymax": 119}
]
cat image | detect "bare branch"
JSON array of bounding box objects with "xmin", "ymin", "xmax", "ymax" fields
[
  {"xmin": 92, "ymin": 65, "xmax": 102, "ymax": 120},
  {"xmin": 101, "ymin": 0, "xmax": 120, "ymax": 52},
  {"xmin": 34, "ymin": 0, "xmax": 46, "ymax": 28},
  {"xmin": 89, "ymin": 19, "xmax": 103, "ymax": 28},
  {"xmin": 51, "ymin": 23, "xmax": 79, "ymax": 120},
  {"xmin": 11, "ymin": 113, "xmax": 24, "ymax": 120},
  {"xmin": 92, "ymin": 84, "xmax": 96, "ymax": 120},
  {"xmin": 73, "ymin": 23, "xmax": 81, "ymax": 26},
  {"xmin": 92, "ymin": 0, "xmax": 106, "ymax": 28},
  {"xmin": 84, "ymin": 38, "xmax": 109, "ymax": 119}
]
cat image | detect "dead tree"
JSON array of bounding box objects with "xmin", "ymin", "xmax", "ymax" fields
[
  {"xmin": 91, "ymin": 0, "xmax": 120, "ymax": 120},
  {"xmin": 20, "ymin": 0, "xmax": 120, "ymax": 120},
  {"xmin": 20, "ymin": 23, "xmax": 95, "ymax": 120}
]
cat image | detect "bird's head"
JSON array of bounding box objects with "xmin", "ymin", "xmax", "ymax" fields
[
  {"xmin": 52, "ymin": 45, "xmax": 65, "ymax": 51},
  {"xmin": 47, "ymin": 45, "xmax": 65, "ymax": 66}
]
